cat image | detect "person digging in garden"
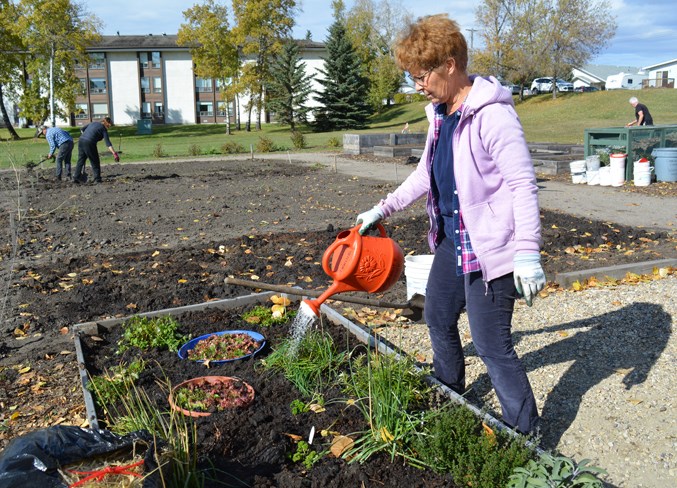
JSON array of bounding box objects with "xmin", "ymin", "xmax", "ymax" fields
[
  {"xmin": 72, "ymin": 116, "xmax": 119, "ymax": 184},
  {"xmin": 41, "ymin": 125, "xmax": 74, "ymax": 181},
  {"xmin": 356, "ymin": 14, "xmax": 545, "ymax": 435}
]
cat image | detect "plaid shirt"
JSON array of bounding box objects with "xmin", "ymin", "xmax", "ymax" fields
[
  {"xmin": 429, "ymin": 104, "xmax": 481, "ymax": 275},
  {"xmin": 45, "ymin": 128, "xmax": 73, "ymax": 155}
]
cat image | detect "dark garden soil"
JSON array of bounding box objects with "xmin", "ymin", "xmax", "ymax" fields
[
  {"xmin": 0, "ymin": 157, "xmax": 674, "ymax": 484},
  {"xmin": 80, "ymin": 304, "xmax": 457, "ymax": 487}
]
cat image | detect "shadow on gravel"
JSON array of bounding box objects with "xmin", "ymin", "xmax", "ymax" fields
[{"xmin": 468, "ymin": 302, "xmax": 671, "ymax": 448}]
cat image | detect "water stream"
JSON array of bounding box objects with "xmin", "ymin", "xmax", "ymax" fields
[{"xmin": 288, "ymin": 301, "xmax": 318, "ymax": 354}]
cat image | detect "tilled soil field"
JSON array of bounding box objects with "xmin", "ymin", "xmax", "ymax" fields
[{"xmin": 0, "ymin": 158, "xmax": 675, "ymax": 486}]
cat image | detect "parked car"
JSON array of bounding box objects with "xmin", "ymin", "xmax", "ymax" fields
[
  {"xmin": 530, "ymin": 77, "xmax": 574, "ymax": 94},
  {"xmin": 574, "ymin": 86, "xmax": 600, "ymax": 92},
  {"xmin": 500, "ymin": 80, "xmax": 521, "ymax": 95}
]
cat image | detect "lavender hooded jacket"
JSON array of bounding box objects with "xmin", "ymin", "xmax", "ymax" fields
[{"xmin": 377, "ymin": 75, "xmax": 542, "ymax": 282}]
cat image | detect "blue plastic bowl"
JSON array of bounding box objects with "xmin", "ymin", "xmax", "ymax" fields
[{"xmin": 178, "ymin": 330, "xmax": 266, "ymax": 364}]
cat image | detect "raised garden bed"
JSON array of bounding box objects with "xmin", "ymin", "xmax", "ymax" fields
[{"xmin": 73, "ymin": 292, "xmax": 540, "ymax": 487}]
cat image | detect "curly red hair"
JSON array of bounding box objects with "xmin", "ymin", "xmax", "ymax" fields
[{"xmin": 394, "ymin": 14, "xmax": 468, "ymax": 74}]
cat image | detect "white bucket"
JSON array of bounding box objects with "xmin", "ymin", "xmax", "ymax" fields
[
  {"xmin": 586, "ymin": 170, "xmax": 599, "ymax": 185},
  {"xmin": 569, "ymin": 160, "xmax": 587, "ymax": 184},
  {"xmin": 609, "ymin": 153, "xmax": 626, "ymax": 187},
  {"xmin": 404, "ymin": 254, "xmax": 434, "ymax": 300},
  {"xmin": 585, "ymin": 155, "xmax": 601, "ymax": 171},
  {"xmin": 599, "ymin": 166, "xmax": 612, "ymax": 186},
  {"xmin": 633, "ymin": 162, "xmax": 652, "ymax": 187}
]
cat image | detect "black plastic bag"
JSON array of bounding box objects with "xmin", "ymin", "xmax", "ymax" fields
[{"xmin": 0, "ymin": 425, "xmax": 160, "ymax": 488}]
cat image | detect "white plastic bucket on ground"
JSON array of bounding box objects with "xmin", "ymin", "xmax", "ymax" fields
[
  {"xmin": 569, "ymin": 160, "xmax": 587, "ymax": 184},
  {"xmin": 633, "ymin": 161, "xmax": 652, "ymax": 186},
  {"xmin": 404, "ymin": 254, "xmax": 434, "ymax": 300},
  {"xmin": 599, "ymin": 166, "xmax": 612, "ymax": 186},
  {"xmin": 585, "ymin": 155, "xmax": 601, "ymax": 171},
  {"xmin": 609, "ymin": 153, "xmax": 626, "ymax": 187},
  {"xmin": 586, "ymin": 170, "xmax": 600, "ymax": 185},
  {"xmin": 651, "ymin": 147, "xmax": 677, "ymax": 182}
]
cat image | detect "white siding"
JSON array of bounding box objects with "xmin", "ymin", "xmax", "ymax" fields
[
  {"xmin": 109, "ymin": 52, "xmax": 140, "ymax": 125},
  {"xmin": 164, "ymin": 52, "xmax": 195, "ymax": 124}
]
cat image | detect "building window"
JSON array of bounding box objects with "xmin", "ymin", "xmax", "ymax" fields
[
  {"xmin": 142, "ymin": 102, "xmax": 151, "ymax": 119},
  {"xmin": 215, "ymin": 78, "xmax": 232, "ymax": 92},
  {"xmin": 153, "ymin": 76, "xmax": 162, "ymax": 93},
  {"xmin": 75, "ymin": 103, "xmax": 89, "ymax": 119},
  {"xmin": 92, "ymin": 103, "xmax": 108, "ymax": 118},
  {"xmin": 154, "ymin": 102, "xmax": 164, "ymax": 116},
  {"xmin": 89, "ymin": 52, "xmax": 105, "ymax": 70},
  {"xmin": 195, "ymin": 78, "xmax": 213, "ymax": 92},
  {"xmin": 141, "ymin": 77, "xmax": 150, "ymax": 93},
  {"xmin": 139, "ymin": 52, "xmax": 149, "ymax": 68},
  {"xmin": 197, "ymin": 101, "xmax": 213, "ymax": 116},
  {"xmin": 151, "ymin": 51, "xmax": 161, "ymax": 68},
  {"xmin": 217, "ymin": 101, "xmax": 233, "ymax": 116},
  {"xmin": 78, "ymin": 78, "xmax": 87, "ymax": 95},
  {"xmin": 89, "ymin": 78, "xmax": 107, "ymax": 94}
]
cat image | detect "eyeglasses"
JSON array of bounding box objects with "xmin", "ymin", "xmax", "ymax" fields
[{"xmin": 410, "ymin": 66, "xmax": 436, "ymax": 85}]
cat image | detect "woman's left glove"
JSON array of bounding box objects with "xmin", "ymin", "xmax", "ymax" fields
[
  {"xmin": 513, "ymin": 253, "xmax": 546, "ymax": 306},
  {"xmin": 355, "ymin": 206, "xmax": 384, "ymax": 235}
]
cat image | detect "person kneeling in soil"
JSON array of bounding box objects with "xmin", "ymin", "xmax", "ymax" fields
[
  {"xmin": 355, "ymin": 14, "xmax": 544, "ymax": 435},
  {"xmin": 72, "ymin": 116, "xmax": 119, "ymax": 184}
]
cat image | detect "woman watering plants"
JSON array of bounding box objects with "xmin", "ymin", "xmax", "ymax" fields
[{"xmin": 355, "ymin": 14, "xmax": 545, "ymax": 435}]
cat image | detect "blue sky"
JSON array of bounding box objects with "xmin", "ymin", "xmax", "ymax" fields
[{"xmin": 85, "ymin": 0, "xmax": 676, "ymax": 69}]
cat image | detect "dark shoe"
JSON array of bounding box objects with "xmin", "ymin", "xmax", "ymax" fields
[{"xmin": 93, "ymin": 179, "xmax": 102, "ymax": 184}]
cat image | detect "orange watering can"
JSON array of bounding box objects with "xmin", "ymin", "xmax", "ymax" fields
[{"xmin": 302, "ymin": 223, "xmax": 404, "ymax": 317}]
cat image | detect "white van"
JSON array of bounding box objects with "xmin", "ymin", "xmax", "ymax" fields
[{"xmin": 605, "ymin": 72, "xmax": 648, "ymax": 90}]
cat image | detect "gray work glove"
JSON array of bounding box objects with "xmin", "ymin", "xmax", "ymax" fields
[
  {"xmin": 513, "ymin": 252, "xmax": 546, "ymax": 306},
  {"xmin": 355, "ymin": 206, "xmax": 384, "ymax": 235}
]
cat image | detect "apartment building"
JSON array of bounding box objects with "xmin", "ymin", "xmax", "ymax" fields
[{"xmin": 66, "ymin": 34, "xmax": 326, "ymax": 127}]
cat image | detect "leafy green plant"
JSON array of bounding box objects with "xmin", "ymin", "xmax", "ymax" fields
[
  {"xmin": 255, "ymin": 136, "xmax": 277, "ymax": 153},
  {"xmin": 242, "ymin": 304, "xmax": 296, "ymax": 327},
  {"xmin": 290, "ymin": 130, "xmax": 307, "ymax": 149},
  {"xmin": 414, "ymin": 403, "xmax": 533, "ymax": 486},
  {"xmin": 188, "ymin": 143, "xmax": 202, "ymax": 156},
  {"xmin": 326, "ymin": 136, "xmax": 341, "ymax": 148},
  {"xmin": 88, "ymin": 359, "xmax": 145, "ymax": 405},
  {"xmin": 289, "ymin": 440, "xmax": 322, "ymax": 469},
  {"xmin": 152, "ymin": 142, "xmax": 165, "ymax": 158},
  {"xmin": 290, "ymin": 398, "xmax": 310, "ymax": 415},
  {"xmin": 341, "ymin": 351, "xmax": 431, "ymax": 464},
  {"xmin": 116, "ymin": 315, "xmax": 186, "ymax": 353},
  {"xmin": 260, "ymin": 330, "xmax": 347, "ymax": 397},
  {"xmin": 596, "ymin": 145, "xmax": 626, "ymax": 166},
  {"xmin": 508, "ymin": 453, "xmax": 606, "ymax": 487},
  {"xmin": 221, "ymin": 141, "xmax": 245, "ymax": 154}
]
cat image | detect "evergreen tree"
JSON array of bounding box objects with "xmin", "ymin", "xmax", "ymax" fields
[
  {"xmin": 314, "ymin": 17, "xmax": 371, "ymax": 131},
  {"xmin": 266, "ymin": 40, "xmax": 314, "ymax": 130}
]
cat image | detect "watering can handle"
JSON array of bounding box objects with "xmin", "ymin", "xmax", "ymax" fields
[{"xmin": 321, "ymin": 223, "xmax": 387, "ymax": 281}]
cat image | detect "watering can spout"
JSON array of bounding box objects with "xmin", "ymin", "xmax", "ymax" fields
[{"xmin": 301, "ymin": 299, "xmax": 320, "ymax": 318}]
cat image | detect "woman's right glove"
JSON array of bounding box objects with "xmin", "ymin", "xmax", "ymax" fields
[
  {"xmin": 513, "ymin": 252, "xmax": 546, "ymax": 306},
  {"xmin": 355, "ymin": 206, "xmax": 384, "ymax": 235}
]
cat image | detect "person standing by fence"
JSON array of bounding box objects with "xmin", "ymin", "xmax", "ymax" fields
[{"xmin": 41, "ymin": 125, "xmax": 73, "ymax": 181}]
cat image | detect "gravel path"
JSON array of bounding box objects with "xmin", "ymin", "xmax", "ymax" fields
[{"xmin": 370, "ymin": 275, "xmax": 676, "ymax": 487}]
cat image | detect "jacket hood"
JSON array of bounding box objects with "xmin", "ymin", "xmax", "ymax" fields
[
  {"xmin": 426, "ymin": 75, "xmax": 515, "ymax": 121},
  {"xmin": 465, "ymin": 75, "xmax": 515, "ymax": 112}
]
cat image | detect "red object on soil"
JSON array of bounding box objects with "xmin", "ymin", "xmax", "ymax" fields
[
  {"xmin": 169, "ymin": 376, "xmax": 255, "ymax": 417},
  {"xmin": 303, "ymin": 224, "xmax": 404, "ymax": 316}
]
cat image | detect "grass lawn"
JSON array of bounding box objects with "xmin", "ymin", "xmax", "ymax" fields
[{"xmin": 2, "ymin": 89, "xmax": 676, "ymax": 169}]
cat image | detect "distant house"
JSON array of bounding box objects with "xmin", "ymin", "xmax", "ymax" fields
[
  {"xmin": 641, "ymin": 58, "xmax": 677, "ymax": 88},
  {"xmin": 571, "ymin": 64, "xmax": 642, "ymax": 90}
]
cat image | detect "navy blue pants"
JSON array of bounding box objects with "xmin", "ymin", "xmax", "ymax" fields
[
  {"xmin": 54, "ymin": 139, "xmax": 73, "ymax": 179},
  {"xmin": 74, "ymin": 139, "xmax": 102, "ymax": 182},
  {"xmin": 424, "ymin": 238, "xmax": 539, "ymax": 433}
]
